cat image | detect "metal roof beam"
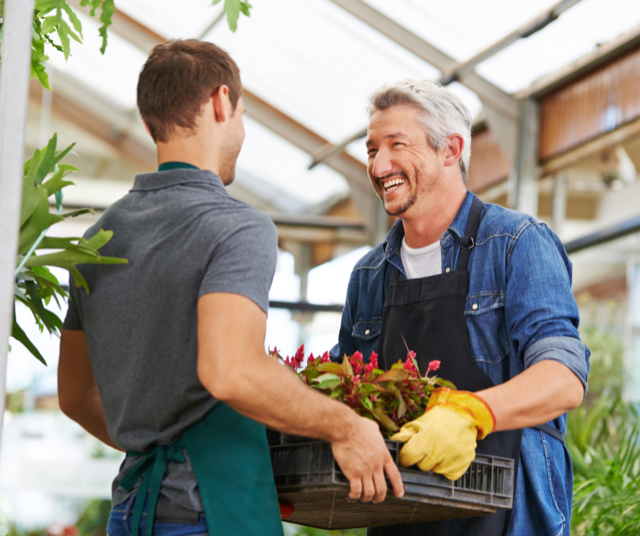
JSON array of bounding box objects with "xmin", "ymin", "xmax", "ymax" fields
[
  {"xmin": 29, "ymin": 77, "xmax": 156, "ymax": 171},
  {"xmin": 327, "ymin": 0, "xmax": 519, "ymax": 119}
]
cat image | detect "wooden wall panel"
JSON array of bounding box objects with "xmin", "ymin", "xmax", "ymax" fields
[
  {"xmin": 467, "ymin": 127, "xmax": 511, "ymax": 193},
  {"xmin": 539, "ymin": 45, "xmax": 640, "ymax": 161}
]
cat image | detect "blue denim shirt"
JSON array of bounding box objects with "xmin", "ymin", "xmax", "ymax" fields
[{"xmin": 333, "ymin": 191, "xmax": 589, "ymax": 535}]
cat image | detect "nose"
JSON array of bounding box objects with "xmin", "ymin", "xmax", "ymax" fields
[{"xmin": 369, "ymin": 148, "xmax": 393, "ymax": 181}]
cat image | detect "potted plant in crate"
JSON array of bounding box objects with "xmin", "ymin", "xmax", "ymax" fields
[{"xmin": 268, "ymin": 346, "xmax": 515, "ymax": 531}]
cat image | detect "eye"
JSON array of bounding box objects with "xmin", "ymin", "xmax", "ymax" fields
[
  {"xmin": 367, "ymin": 148, "xmax": 377, "ymax": 156},
  {"xmin": 392, "ymin": 142, "xmax": 404, "ymax": 148}
]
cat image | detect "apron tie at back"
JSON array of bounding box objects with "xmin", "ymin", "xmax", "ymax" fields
[{"xmin": 120, "ymin": 443, "xmax": 187, "ymax": 536}]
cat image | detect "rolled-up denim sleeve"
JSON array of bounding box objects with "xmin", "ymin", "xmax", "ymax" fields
[
  {"xmin": 524, "ymin": 336, "xmax": 590, "ymax": 394},
  {"xmin": 505, "ymin": 221, "xmax": 590, "ymax": 394}
]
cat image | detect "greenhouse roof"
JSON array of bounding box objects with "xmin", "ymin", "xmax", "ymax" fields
[{"xmin": 38, "ymin": 0, "xmax": 640, "ymax": 216}]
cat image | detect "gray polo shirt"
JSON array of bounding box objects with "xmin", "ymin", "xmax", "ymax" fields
[{"xmin": 63, "ymin": 167, "xmax": 277, "ymax": 511}]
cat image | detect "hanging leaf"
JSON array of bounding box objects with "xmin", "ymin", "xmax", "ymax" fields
[
  {"xmin": 212, "ymin": 0, "xmax": 252, "ymax": 32},
  {"xmin": 12, "ymin": 314, "xmax": 47, "ymax": 365}
]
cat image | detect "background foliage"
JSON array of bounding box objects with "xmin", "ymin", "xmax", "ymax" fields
[{"xmin": 568, "ymin": 324, "xmax": 640, "ymax": 535}]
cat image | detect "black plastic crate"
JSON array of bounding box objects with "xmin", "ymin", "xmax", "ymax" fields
[{"xmin": 269, "ymin": 433, "xmax": 514, "ymax": 530}]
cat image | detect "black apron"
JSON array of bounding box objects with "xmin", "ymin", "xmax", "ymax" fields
[{"xmin": 370, "ymin": 197, "xmax": 563, "ymax": 536}]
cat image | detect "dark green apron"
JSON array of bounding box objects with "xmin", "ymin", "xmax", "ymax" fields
[{"xmin": 119, "ymin": 402, "xmax": 284, "ymax": 536}]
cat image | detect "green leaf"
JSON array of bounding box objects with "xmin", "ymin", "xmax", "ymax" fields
[
  {"xmin": 361, "ymin": 396, "xmax": 373, "ymax": 410},
  {"xmin": 313, "ymin": 373, "xmax": 341, "ymax": 383},
  {"xmin": 372, "ymin": 407, "xmax": 399, "ymax": 432},
  {"xmin": 24, "ymin": 280, "xmax": 62, "ymax": 334},
  {"xmin": 342, "ymin": 354, "xmax": 353, "ymax": 378},
  {"xmin": 317, "ymin": 378, "xmax": 341, "ymax": 390},
  {"xmin": 313, "ymin": 373, "xmax": 342, "ymax": 390},
  {"xmin": 317, "ymin": 362, "xmax": 343, "ymax": 375},
  {"xmin": 433, "ymin": 378, "xmax": 457, "ymax": 390},
  {"xmin": 97, "ymin": 0, "xmax": 115, "ymax": 54},
  {"xmin": 19, "ymin": 203, "xmax": 64, "ymax": 254},
  {"xmin": 11, "ymin": 313, "xmax": 47, "ymax": 365},
  {"xmin": 222, "ymin": 0, "xmax": 251, "ymax": 32},
  {"xmin": 375, "ymin": 368, "xmax": 409, "ymax": 383}
]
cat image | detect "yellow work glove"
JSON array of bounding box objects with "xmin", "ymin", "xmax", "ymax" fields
[{"xmin": 390, "ymin": 387, "xmax": 496, "ymax": 481}]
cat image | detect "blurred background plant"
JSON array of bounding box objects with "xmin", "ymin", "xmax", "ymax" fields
[{"xmin": 568, "ymin": 302, "xmax": 640, "ymax": 535}]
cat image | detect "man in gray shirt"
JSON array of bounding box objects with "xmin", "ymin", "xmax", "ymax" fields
[{"xmin": 58, "ymin": 40, "xmax": 403, "ymax": 535}]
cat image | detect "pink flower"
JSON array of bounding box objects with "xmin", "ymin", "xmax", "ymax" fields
[
  {"xmin": 294, "ymin": 345, "xmax": 305, "ymax": 367},
  {"xmin": 320, "ymin": 351, "xmax": 331, "ymax": 363},
  {"xmin": 428, "ymin": 360, "xmax": 441, "ymax": 372},
  {"xmin": 353, "ymin": 375, "xmax": 361, "ymax": 383},
  {"xmin": 350, "ymin": 351, "xmax": 364, "ymax": 374},
  {"xmin": 369, "ymin": 351, "xmax": 379, "ymax": 369},
  {"xmin": 370, "ymin": 395, "xmax": 378, "ymax": 403},
  {"xmin": 403, "ymin": 355, "xmax": 416, "ymax": 372},
  {"xmin": 365, "ymin": 362, "xmax": 374, "ymax": 374}
]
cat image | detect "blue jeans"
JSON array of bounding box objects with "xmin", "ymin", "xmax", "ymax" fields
[{"xmin": 107, "ymin": 494, "xmax": 208, "ymax": 536}]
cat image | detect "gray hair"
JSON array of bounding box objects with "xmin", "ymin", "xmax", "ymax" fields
[{"xmin": 367, "ymin": 80, "xmax": 473, "ymax": 183}]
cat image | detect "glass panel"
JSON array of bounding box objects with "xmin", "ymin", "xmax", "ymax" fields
[
  {"xmin": 47, "ymin": 11, "xmax": 147, "ymax": 111},
  {"xmin": 117, "ymin": 0, "xmax": 224, "ymax": 40},
  {"xmin": 569, "ymin": 232, "xmax": 640, "ymax": 403},
  {"xmin": 205, "ymin": 0, "xmax": 440, "ymax": 143}
]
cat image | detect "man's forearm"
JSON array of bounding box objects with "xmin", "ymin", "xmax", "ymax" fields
[
  {"xmin": 60, "ymin": 390, "xmax": 123, "ymax": 451},
  {"xmin": 200, "ymin": 350, "xmax": 358, "ymax": 443},
  {"xmin": 476, "ymin": 360, "xmax": 584, "ymax": 432}
]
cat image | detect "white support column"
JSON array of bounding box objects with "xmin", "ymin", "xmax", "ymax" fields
[
  {"xmin": 626, "ymin": 234, "xmax": 640, "ymax": 403},
  {"xmin": 552, "ymin": 173, "xmax": 567, "ymax": 236},
  {"xmin": 0, "ymin": 0, "xmax": 35, "ymax": 449},
  {"xmin": 512, "ymin": 98, "xmax": 540, "ymax": 216}
]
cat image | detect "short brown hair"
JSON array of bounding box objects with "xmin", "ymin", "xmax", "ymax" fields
[{"xmin": 137, "ymin": 39, "xmax": 241, "ymax": 143}]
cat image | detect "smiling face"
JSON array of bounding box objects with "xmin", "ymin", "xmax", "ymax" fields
[{"xmin": 366, "ymin": 104, "xmax": 444, "ymax": 218}]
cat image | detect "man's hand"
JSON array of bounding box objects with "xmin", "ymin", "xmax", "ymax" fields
[
  {"xmin": 197, "ymin": 292, "xmax": 404, "ymax": 502},
  {"xmin": 331, "ymin": 415, "xmax": 404, "ymax": 502},
  {"xmin": 391, "ymin": 388, "xmax": 495, "ymax": 481}
]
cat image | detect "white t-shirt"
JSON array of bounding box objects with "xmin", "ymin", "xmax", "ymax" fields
[{"xmin": 400, "ymin": 236, "xmax": 442, "ymax": 279}]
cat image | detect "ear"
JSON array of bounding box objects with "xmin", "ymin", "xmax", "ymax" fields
[
  {"xmin": 443, "ymin": 134, "xmax": 464, "ymax": 168},
  {"xmin": 212, "ymin": 85, "xmax": 231, "ymax": 123}
]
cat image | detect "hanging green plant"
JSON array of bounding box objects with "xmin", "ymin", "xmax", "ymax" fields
[{"xmin": 13, "ymin": 134, "xmax": 127, "ymax": 364}]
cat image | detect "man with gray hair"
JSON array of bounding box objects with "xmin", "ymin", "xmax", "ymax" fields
[{"xmin": 333, "ymin": 80, "xmax": 589, "ymax": 535}]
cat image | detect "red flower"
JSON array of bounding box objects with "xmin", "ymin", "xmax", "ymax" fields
[
  {"xmin": 428, "ymin": 360, "xmax": 441, "ymax": 372},
  {"xmin": 320, "ymin": 351, "xmax": 331, "ymax": 363},
  {"xmin": 350, "ymin": 351, "xmax": 364, "ymax": 374},
  {"xmin": 307, "ymin": 353, "xmax": 315, "ymax": 366},
  {"xmin": 403, "ymin": 355, "xmax": 416, "ymax": 372},
  {"xmin": 369, "ymin": 351, "xmax": 379, "ymax": 369},
  {"xmin": 353, "ymin": 374, "xmax": 361, "ymax": 383},
  {"xmin": 365, "ymin": 362, "xmax": 374, "ymax": 374},
  {"xmin": 294, "ymin": 345, "xmax": 305, "ymax": 367}
]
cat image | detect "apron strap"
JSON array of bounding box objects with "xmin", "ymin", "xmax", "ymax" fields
[
  {"xmin": 456, "ymin": 196, "xmax": 485, "ymax": 272},
  {"xmin": 531, "ymin": 422, "xmax": 566, "ymax": 444},
  {"xmin": 119, "ymin": 443, "xmax": 186, "ymax": 536}
]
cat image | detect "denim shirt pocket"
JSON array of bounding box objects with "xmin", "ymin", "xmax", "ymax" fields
[
  {"xmin": 351, "ymin": 319, "xmax": 382, "ymax": 357},
  {"xmin": 352, "ymin": 319, "xmax": 382, "ymax": 341},
  {"xmin": 464, "ymin": 292, "xmax": 510, "ymax": 365}
]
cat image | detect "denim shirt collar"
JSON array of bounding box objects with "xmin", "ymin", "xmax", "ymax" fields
[{"xmin": 383, "ymin": 191, "xmax": 477, "ymax": 269}]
